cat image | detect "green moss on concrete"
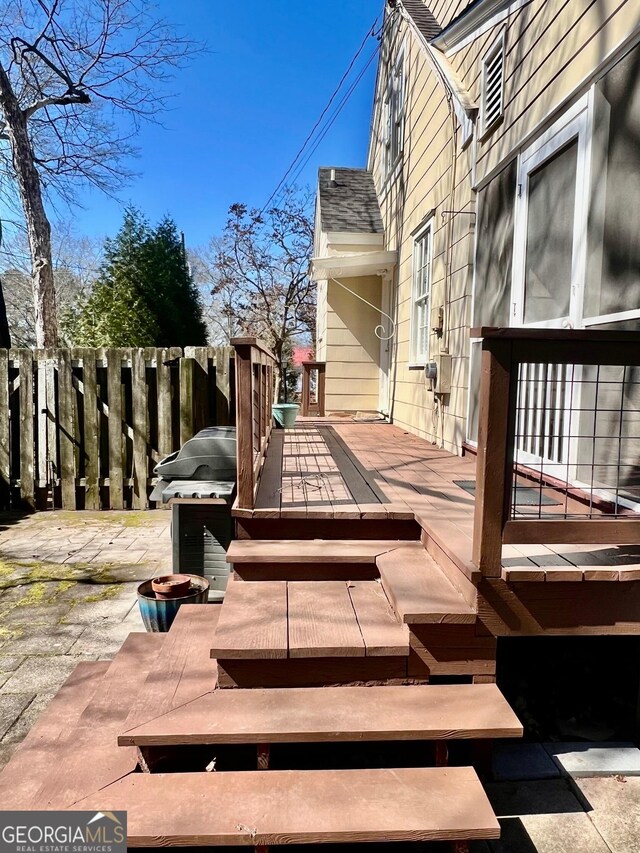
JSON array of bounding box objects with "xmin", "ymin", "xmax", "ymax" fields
[{"xmin": 81, "ymin": 583, "xmax": 124, "ymax": 603}]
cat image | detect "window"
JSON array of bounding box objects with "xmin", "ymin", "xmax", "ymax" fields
[
  {"xmin": 511, "ymin": 96, "xmax": 590, "ymax": 328},
  {"xmin": 411, "ymin": 224, "xmax": 432, "ymax": 364},
  {"xmin": 384, "ymin": 55, "xmax": 405, "ymax": 174},
  {"xmin": 481, "ymin": 35, "xmax": 504, "ymax": 135}
]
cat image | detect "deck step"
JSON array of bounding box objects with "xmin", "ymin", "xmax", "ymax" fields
[
  {"xmin": 228, "ymin": 539, "xmax": 404, "ymax": 563},
  {"xmin": 228, "ymin": 539, "xmax": 406, "ymax": 581},
  {"xmin": 0, "ymin": 632, "xmax": 164, "ymax": 809},
  {"xmin": 211, "ymin": 579, "xmax": 409, "ymax": 660},
  {"xmin": 119, "ymin": 683, "xmax": 522, "ymax": 747},
  {"xmin": 124, "ymin": 604, "xmax": 220, "ymax": 733},
  {"xmin": 76, "ymin": 767, "xmax": 500, "ymax": 846},
  {"xmin": 378, "ymin": 545, "xmax": 477, "ymax": 624},
  {"xmin": 0, "ymin": 661, "xmax": 110, "ymax": 808}
]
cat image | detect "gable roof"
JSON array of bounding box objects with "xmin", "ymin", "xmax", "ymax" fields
[
  {"xmin": 399, "ymin": 0, "xmax": 442, "ymax": 41},
  {"xmin": 317, "ymin": 167, "xmax": 383, "ymax": 234}
]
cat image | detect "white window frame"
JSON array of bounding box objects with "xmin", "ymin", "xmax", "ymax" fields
[
  {"xmin": 511, "ymin": 93, "xmax": 592, "ymax": 329},
  {"xmin": 410, "ymin": 221, "xmax": 433, "ymax": 366},
  {"xmin": 384, "ymin": 53, "xmax": 405, "ymax": 175},
  {"xmin": 480, "ymin": 33, "xmax": 505, "ymax": 137}
]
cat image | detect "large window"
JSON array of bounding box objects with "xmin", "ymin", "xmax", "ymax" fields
[
  {"xmin": 384, "ymin": 55, "xmax": 405, "ymax": 175},
  {"xmin": 411, "ymin": 224, "xmax": 432, "ymax": 365},
  {"xmin": 511, "ymin": 96, "xmax": 590, "ymax": 329}
]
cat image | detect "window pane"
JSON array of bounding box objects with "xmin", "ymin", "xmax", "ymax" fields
[
  {"xmin": 524, "ymin": 140, "xmax": 578, "ymax": 323},
  {"xmin": 474, "ymin": 160, "xmax": 517, "ymax": 327}
]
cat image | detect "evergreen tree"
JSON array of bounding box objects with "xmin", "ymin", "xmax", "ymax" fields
[{"xmin": 64, "ymin": 208, "xmax": 207, "ymax": 347}]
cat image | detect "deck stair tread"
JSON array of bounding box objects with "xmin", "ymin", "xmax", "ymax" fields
[
  {"xmin": 211, "ymin": 579, "xmax": 409, "ymax": 660},
  {"xmin": 377, "ymin": 544, "xmax": 477, "ymax": 624},
  {"xmin": 75, "ymin": 767, "xmax": 500, "ymax": 846},
  {"xmin": 0, "ymin": 661, "xmax": 110, "ymax": 808},
  {"xmin": 119, "ymin": 683, "xmax": 523, "ymax": 746},
  {"xmin": 227, "ymin": 539, "xmax": 405, "ymax": 563},
  {"xmin": 123, "ymin": 604, "xmax": 221, "ymax": 732},
  {"xmin": 1, "ymin": 632, "xmax": 164, "ymax": 809}
]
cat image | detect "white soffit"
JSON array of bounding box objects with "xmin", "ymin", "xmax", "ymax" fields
[{"xmin": 311, "ymin": 250, "xmax": 398, "ymax": 281}]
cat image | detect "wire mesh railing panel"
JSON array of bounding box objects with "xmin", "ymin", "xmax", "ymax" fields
[{"xmin": 511, "ymin": 362, "xmax": 640, "ymax": 520}]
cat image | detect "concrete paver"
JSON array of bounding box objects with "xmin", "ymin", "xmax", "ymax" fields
[
  {"xmin": 545, "ymin": 741, "xmax": 640, "ymax": 778},
  {"xmin": 0, "ymin": 509, "xmax": 170, "ymax": 751},
  {"xmin": 576, "ymin": 776, "xmax": 640, "ymax": 853}
]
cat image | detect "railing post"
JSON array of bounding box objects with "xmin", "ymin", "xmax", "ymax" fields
[
  {"xmin": 472, "ymin": 338, "xmax": 514, "ymax": 577},
  {"xmin": 234, "ymin": 341, "xmax": 254, "ymax": 510}
]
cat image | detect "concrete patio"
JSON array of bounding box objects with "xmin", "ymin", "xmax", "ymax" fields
[{"xmin": 0, "ymin": 509, "xmax": 169, "ymax": 768}]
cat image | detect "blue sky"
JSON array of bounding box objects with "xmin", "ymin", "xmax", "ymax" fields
[{"xmin": 69, "ymin": 0, "xmax": 382, "ymax": 249}]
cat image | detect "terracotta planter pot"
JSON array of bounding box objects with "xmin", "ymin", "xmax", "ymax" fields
[{"xmin": 151, "ymin": 574, "xmax": 192, "ymax": 600}]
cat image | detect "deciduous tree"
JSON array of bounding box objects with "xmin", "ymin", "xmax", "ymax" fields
[
  {"xmin": 198, "ymin": 188, "xmax": 315, "ymax": 399},
  {"xmin": 0, "ymin": 0, "xmax": 197, "ymax": 345}
]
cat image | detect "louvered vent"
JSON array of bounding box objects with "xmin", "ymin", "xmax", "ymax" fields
[{"xmin": 482, "ymin": 40, "xmax": 504, "ymax": 134}]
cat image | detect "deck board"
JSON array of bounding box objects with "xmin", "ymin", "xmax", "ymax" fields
[
  {"xmin": 119, "ymin": 683, "xmax": 522, "ymax": 746},
  {"xmin": 288, "ymin": 581, "xmax": 365, "ymax": 658},
  {"xmin": 211, "ymin": 579, "xmax": 288, "ymax": 660},
  {"xmin": 76, "ymin": 767, "xmax": 500, "ymax": 846},
  {"xmin": 124, "ymin": 604, "xmax": 220, "ymax": 733},
  {"xmin": 244, "ymin": 421, "xmax": 637, "ymax": 582}
]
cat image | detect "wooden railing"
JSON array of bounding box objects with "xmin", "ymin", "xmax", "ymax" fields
[
  {"xmin": 301, "ymin": 361, "xmax": 326, "ymax": 417},
  {"xmin": 232, "ymin": 337, "xmax": 277, "ymax": 510},
  {"xmin": 472, "ymin": 327, "xmax": 640, "ymax": 577}
]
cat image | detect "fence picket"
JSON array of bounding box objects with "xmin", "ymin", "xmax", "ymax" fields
[
  {"xmin": 18, "ymin": 349, "xmax": 35, "ymax": 508},
  {"xmin": 82, "ymin": 348, "xmax": 100, "ymax": 510},
  {"xmin": 107, "ymin": 348, "xmax": 124, "ymax": 509},
  {"xmin": 35, "ymin": 350, "xmax": 47, "ymax": 501},
  {"xmin": 0, "ymin": 350, "xmax": 10, "ymax": 508},
  {"xmin": 132, "ymin": 348, "xmax": 148, "ymax": 510},
  {"xmin": 57, "ymin": 349, "xmax": 76, "ymax": 509}
]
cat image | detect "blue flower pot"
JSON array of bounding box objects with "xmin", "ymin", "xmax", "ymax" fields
[{"xmin": 137, "ymin": 575, "xmax": 210, "ymax": 632}]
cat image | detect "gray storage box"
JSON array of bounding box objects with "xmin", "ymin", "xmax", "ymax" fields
[{"xmin": 171, "ymin": 499, "xmax": 234, "ymax": 603}]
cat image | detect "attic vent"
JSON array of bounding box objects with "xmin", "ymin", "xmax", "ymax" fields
[{"xmin": 481, "ymin": 36, "xmax": 504, "ymax": 135}]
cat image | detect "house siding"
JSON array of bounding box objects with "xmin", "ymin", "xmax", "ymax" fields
[
  {"xmin": 363, "ymin": 0, "xmax": 640, "ymax": 453},
  {"xmin": 324, "ymin": 276, "xmax": 382, "ymax": 413}
]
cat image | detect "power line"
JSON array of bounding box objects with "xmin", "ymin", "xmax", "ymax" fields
[
  {"xmin": 275, "ymin": 43, "xmax": 381, "ymax": 203},
  {"xmin": 260, "ymin": 13, "xmax": 383, "ymax": 215}
]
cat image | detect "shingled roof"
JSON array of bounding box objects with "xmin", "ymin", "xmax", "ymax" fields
[
  {"xmin": 317, "ymin": 168, "xmax": 384, "ymax": 234},
  {"xmin": 400, "ymin": 0, "xmax": 441, "ymax": 41}
]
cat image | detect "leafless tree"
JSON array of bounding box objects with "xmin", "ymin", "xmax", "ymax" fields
[
  {"xmin": 0, "ymin": 0, "xmax": 198, "ymax": 346},
  {"xmin": 189, "ymin": 238, "xmax": 246, "ymax": 346},
  {"xmin": 202, "ymin": 189, "xmax": 316, "ymax": 400},
  {"xmin": 1, "ymin": 218, "xmax": 101, "ymax": 345}
]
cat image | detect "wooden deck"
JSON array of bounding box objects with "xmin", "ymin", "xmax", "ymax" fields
[{"xmin": 240, "ymin": 421, "xmax": 640, "ymax": 582}]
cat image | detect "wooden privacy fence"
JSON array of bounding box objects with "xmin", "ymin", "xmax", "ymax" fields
[
  {"xmin": 233, "ymin": 337, "xmax": 276, "ymax": 510},
  {"xmin": 0, "ymin": 346, "xmax": 235, "ymax": 511}
]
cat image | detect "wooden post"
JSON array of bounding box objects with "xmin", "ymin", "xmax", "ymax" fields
[
  {"xmin": 179, "ymin": 357, "xmax": 195, "ymax": 446},
  {"xmin": 317, "ymin": 363, "xmax": 326, "ymax": 417},
  {"xmin": 472, "ymin": 339, "xmax": 514, "ymax": 577},
  {"xmin": 302, "ymin": 363, "xmax": 311, "ymax": 417},
  {"xmin": 234, "ymin": 342, "xmax": 254, "ymax": 510},
  {"xmin": 215, "ymin": 347, "xmax": 232, "ymax": 425}
]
